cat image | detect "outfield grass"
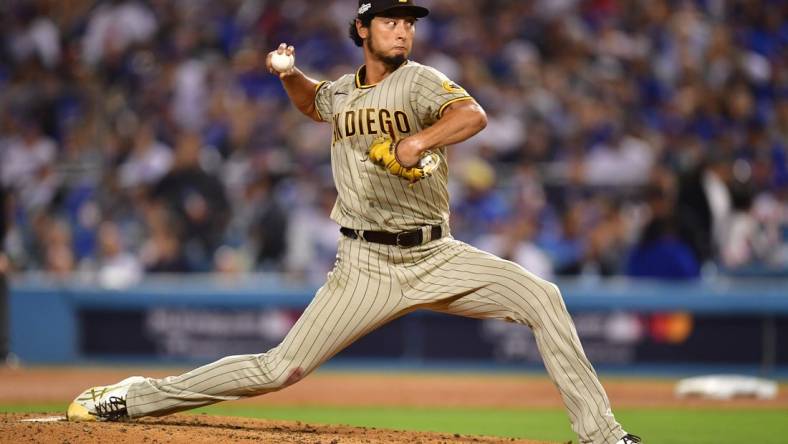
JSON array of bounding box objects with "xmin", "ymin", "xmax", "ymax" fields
[{"xmin": 3, "ymin": 404, "xmax": 787, "ymax": 444}]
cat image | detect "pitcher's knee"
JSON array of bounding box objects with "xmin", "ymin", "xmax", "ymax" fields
[
  {"xmin": 244, "ymin": 351, "xmax": 306, "ymax": 394},
  {"xmin": 544, "ymin": 282, "xmax": 565, "ymax": 305},
  {"xmin": 505, "ymin": 280, "xmax": 567, "ymax": 329},
  {"xmin": 280, "ymin": 367, "xmax": 305, "ymax": 387},
  {"xmin": 533, "ymin": 281, "xmax": 568, "ymax": 314},
  {"xmin": 507, "ymin": 263, "xmax": 566, "ymax": 307}
]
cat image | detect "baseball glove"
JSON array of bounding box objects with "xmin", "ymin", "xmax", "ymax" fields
[{"xmin": 367, "ymin": 136, "xmax": 440, "ymax": 183}]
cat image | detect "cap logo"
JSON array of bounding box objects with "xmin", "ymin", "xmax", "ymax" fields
[{"xmin": 358, "ymin": 3, "xmax": 371, "ymax": 14}]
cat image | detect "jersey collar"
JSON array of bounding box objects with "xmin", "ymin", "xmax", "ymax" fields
[{"xmin": 355, "ymin": 60, "xmax": 410, "ymax": 89}]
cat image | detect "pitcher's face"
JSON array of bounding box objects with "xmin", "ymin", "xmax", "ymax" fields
[{"xmin": 364, "ymin": 14, "xmax": 416, "ymax": 67}]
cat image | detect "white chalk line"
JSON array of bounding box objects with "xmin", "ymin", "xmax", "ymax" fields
[{"xmin": 19, "ymin": 416, "xmax": 67, "ymax": 423}]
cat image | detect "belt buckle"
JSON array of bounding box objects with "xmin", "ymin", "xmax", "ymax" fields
[
  {"xmin": 396, "ymin": 229, "xmax": 423, "ymax": 248},
  {"xmin": 395, "ymin": 231, "xmax": 408, "ymax": 247}
]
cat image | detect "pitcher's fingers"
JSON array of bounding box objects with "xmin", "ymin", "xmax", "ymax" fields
[{"xmin": 265, "ymin": 52, "xmax": 275, "ymax": 73}]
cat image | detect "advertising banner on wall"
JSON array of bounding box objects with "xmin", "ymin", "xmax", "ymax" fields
[
  {"xmin": 78, "ymin": 308, "xmax": 787, "ymax": 366},
  {"xmin": 80, "ymin": 308, "xmax": 300, "ymax": 359}
]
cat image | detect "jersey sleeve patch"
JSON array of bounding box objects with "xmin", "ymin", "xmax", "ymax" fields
[
  {"xmin": 411, "ymin": 65, "xmax": 472, "ymax": 126},
  {"xmin": 442, "ymin": 80, "xmax": 466, "ymax": 95}
]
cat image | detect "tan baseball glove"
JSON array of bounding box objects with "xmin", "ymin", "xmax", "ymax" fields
[{"xmin": 367, "ymin": 136, "xmax": 440, "ymax": 183}]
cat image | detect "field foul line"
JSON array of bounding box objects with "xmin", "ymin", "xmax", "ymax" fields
[{"xmin": 20, "ymin": 416, "xmax": 67, "ymax": 423}]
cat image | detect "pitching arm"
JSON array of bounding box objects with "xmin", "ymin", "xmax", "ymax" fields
[
  {"xmin": 395, "ymin": 100, "xmax": 487, "ymax": 167},
  {"xmin": 266, "ymin": 44, "xmax": 323, "ymax": 122}
]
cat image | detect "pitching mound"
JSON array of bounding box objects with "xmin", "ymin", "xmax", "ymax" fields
[{"xmin": 2, "ymin": 413, "xmax": 557, "ymax": 444}]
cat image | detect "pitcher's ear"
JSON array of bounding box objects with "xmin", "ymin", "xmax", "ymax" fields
[{"xmin": 357, "ymin": 19, "xmax": 370, "ymax": 39}]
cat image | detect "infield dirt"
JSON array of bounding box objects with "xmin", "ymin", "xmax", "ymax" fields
[
  {"xmin": 2, "ymin": 413, "xmax": 557, "ymax": 444},
  {"xmin": 1, "ymin": 366, "xmax": 786, "ymax": 443}
]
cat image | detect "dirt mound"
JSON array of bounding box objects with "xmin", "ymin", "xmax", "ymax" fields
[{"xmin": 2, "ymin": 413, "xmax": 557, "ymax": 444}]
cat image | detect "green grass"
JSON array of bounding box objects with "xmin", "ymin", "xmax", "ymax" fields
[{"xmin": 3, "ymin": 404, "xmax": 787, "ymax": 444}]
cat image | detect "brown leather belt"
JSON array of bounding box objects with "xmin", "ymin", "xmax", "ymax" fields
[{"xmin": 340, "ymin": 225, "xmax": 443, "ymax": 248}]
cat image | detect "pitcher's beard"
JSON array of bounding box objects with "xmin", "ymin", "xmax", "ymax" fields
[{"xmin": 380, "ymin": 53, "xmax": 406, "ymax": 69}]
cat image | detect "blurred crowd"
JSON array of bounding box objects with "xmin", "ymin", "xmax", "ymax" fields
[{"xmin": 0, "ymin": 0, "xmax": 786, "ymax": 287}]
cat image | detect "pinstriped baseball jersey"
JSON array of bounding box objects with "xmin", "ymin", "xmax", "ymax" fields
[
  {"xmin": 110, "ymin": 60, "xmax": 628, "ymax": 443},
  {"xmin": 314, "ymin": 61, "xmax": 473, "ymax": 231}
]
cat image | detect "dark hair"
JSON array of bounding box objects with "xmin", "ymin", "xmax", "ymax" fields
[{"xmin": 348, "ymin": 16, "xmax": 372, "ymax": 47}]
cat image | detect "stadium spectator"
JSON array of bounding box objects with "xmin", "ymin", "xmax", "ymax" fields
[
  {"xmin": 81, "ymin": 0, "xmax": 157, "ymax": 67},
  {"xmin": 675, "ymin": 151, "xmax": 733, "ymax": 266},
  {"xmin": 118, "ymin": 120, "xmax": 173, "ymax": 189},
  {"xmin": 451, "ymin": 157, "xmax": 510, "ymax": 244},
  {"xmin": 476, "ymin": 217, "xmax": 554, "ymax": 280},
  {"xmin": 41, "ymin": 218, "xmax": 77, "ymax": 277},
  {"xmin": 626, "ymin": 185, "xmax": 700, "ymax": 280},
  {"xmin": 284, "ymin": 180, "xmax": 340, "ymax": 282},
  {"xmin": 243, "ymin": 172, "xmax": 289, "ymax": 270},
  {"xmin": 6, "ymin": 2, "xmax": 60, "ymax": 69},
  {"xmin": 0, "ymin": 119, "xmax": 58, "ymax": 211},
  {"xmin": 539, "ymin": 201, "xmax": 588, "ymax": 276},
  {"xmin": 89, "ymin": 220, "xmax": 143, "ymax": 289},
  {"xmin": 149, "ymin": 131, "xmax": 230, "ymax": 271},
  {"xmin": 139, "ymin": 204, "xmax": 190, "ymax": 273},
  {"xmin": 0, "ymin": 0, "xmax": 786, "ymax": 281}
]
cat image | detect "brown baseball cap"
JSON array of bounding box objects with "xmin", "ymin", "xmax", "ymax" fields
[{"xmin": 357, "ymin": 0, "xmax": 429, "ymax": 19}]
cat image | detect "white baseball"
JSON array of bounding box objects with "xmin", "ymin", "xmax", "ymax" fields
[
  {"xmin": 419, "ymin": 152, "xmax": 440, "ymax": 175},
  {"xmin": 271, "ymin": 52, "xmax": 294, "ymax": 72}
]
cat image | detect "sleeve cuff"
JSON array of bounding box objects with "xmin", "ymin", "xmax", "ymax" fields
[{"xmin": 438, "ymin": 96, "xmax": 474, "ymax": 119}]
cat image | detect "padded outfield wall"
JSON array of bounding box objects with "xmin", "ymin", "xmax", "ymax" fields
[{"xmin": 8, "ymin": 274, "xmax": 788, "ymax": 375}]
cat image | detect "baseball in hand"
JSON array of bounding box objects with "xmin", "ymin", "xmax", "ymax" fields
[
  {"xmin": 418, "ymin": 152, "xmax": 440, "ymax": 175},
  {"xmin": 271, "ymin": 52, "xmax": 294, "ymax": 72}
]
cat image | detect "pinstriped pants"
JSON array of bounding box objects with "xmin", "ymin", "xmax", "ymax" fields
[{"xmin": 126, "ymin": 236, "xmax": 625, "ymax": 444}]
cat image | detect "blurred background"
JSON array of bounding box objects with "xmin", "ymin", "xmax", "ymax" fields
[{"xmin": 0, "ymin": 0, "xmax": 786, "ymax": 372}]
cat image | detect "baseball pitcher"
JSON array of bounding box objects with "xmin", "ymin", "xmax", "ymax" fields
[{"xmin": 68, "ymin": 1, "xmax": 641, "ymax": 443}]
